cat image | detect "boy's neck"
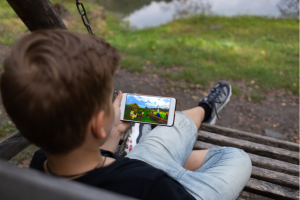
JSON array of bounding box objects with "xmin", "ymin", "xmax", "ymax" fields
[{"xmin": 44, "ymin": 145, "xmax": 112, "ymax": 177}]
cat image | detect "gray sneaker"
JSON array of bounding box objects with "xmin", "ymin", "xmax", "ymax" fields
[{"xmin": 199, "ymin": 81, "xmax": 232, "ymax": 124}]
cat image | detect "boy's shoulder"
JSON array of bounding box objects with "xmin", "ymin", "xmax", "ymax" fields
[
  {"xmin": 29, "ymin": 149, "xmax": 165, "ymax": 181},
  {"xmin": 30, "ymin": 149, "xmax": 195, "ymax": 200},
  {"xmin": 29, "ymin": 149, "xmax": 47, "ymax": 172}
]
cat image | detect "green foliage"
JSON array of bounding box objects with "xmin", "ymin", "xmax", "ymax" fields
[
  {"xmin": 0, "ymin": 1, "xmax": 28, "ymax": 45},
  {"xmin": 231, "ymin": 85, "xmax": 241, "ymax": 96},
  {"xmin": 121, "ymin": 55, "xmax": 144, "ymax": 72},
  {"xmin": 0, "ymin": 121, "xmax": 17, "ymax": 141},
  {"xmin": 250, "ymin": 90, "xmax": 263, "ymax": 103}
]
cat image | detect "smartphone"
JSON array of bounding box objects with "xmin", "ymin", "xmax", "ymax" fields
[{"xmin": 120, "ymin": 93, "xmax": 177, "ymax": 127}]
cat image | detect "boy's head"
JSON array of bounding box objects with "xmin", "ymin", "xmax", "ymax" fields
[{"xmin": 1, "ymin": 30, "xmax": 121, "ymax": 154}]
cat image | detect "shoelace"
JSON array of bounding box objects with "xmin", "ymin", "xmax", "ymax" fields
[{"xmin": 206, "ymin": 88, "xmax": 222, "ymax": 119}]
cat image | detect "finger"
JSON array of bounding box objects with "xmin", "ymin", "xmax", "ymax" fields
[
  {"xmin": 118, "ymin": 122, "xmax": 130, "ymax": 133},
  {"xmin": 122, "ymin": 121, "xmax": 130, "ymax": 129},
  {"xmin": 113, "ymin": 90, "xmax": 123, "ymax": 107}
]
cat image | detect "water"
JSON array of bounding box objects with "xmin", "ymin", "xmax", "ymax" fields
[{"xmin": 88, "ymin": 0, "xmax": 297, "ymax": 29}]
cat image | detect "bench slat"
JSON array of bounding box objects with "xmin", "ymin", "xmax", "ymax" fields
[
  {"xmin": 194, "ymin": 141, "xmax": 299, "ymax": 189},
  {"xmin": 245, "ymin": 178, "xmax": 299, "ymax": 200},
  {"xmin": 200, "ymin": 124, "xmax": 299, "ymax": 152},
  {"xmin": 194, "ymin": 141, "xmax": 299, "ymax": 176},
  {"xmin": 198, "ymin": 131, "xmax": 299, "ymax": 164},
  {"xmin": 0, "ymin": 131, "xmax": 30, "ymax": 161},
  {"xmin": 252, "ymin": 166, "xmax": 299, "ymax": 189}
]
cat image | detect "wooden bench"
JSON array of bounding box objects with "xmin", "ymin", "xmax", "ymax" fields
[
  {"xmin": 196, "ymin": 124, "xmax": 299, "ymax": 200},
  {"xmin": 0, "ymin": 124, "xmax": 299, "ymax": 199}
]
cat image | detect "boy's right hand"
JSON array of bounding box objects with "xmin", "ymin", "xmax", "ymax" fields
[
  {"xmin": 111, "ymin": 90, "xmax": 130, "ymax": 139},
  {"xmin": 100, "ymin": 91, "xmax": 129, "ymax": 153}
]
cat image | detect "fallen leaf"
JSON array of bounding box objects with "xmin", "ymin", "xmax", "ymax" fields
[
  {"xmin": 152, "ymin": 46, "xmax": 156, "ymax": 50},
  {"xmin": 250, "ymin": 80, "xmax": 255, "ymax": 84},
  {"xmin": 184, "ymin": 89, "xmax": 187, "ymax": 93},
  {"xmin": 261, "ymin": 50, "xmax": 266, "ymax": 55},
  {"xmin": 273, "ymin": 124, "xmax": 277, "ymax": 128},
  {"xmin": 147, "ymin": 60, "xmax": 151, "ymax": 64},
  {"xmin": 281, "ymin": 103, "xmax": 286, "ymax": 106},
  {"xmin": 248, "ymin": 97, "xmax": 252, "ymax": 102},
  {"xmin": 192, "ymin": 96, "xmax": 199, "ymax": 100}
]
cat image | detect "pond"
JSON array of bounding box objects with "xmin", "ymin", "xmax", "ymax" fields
[{"xmin": 86, "ymin": 0, "xmax": 297, "ymax": 28}]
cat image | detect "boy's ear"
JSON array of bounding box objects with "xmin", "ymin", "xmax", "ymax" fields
[{"xmin": 91, "ymin": 110, "xmax": 106, "ymax": 139}]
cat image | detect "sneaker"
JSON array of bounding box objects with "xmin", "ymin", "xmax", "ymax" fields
[
  {"xmin": 124, "ymin": 123, "xmax": 153, "ymax": 154},
  {"xmin": 199, "ymin": 81, "xmax": 232, "ymax": 124}
]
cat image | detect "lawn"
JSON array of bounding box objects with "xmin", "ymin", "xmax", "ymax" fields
[
  {"xmin": 105, "ymin": 15, "xmax": 299, "ymax": 95},
  {"xmin": 1, "ymin": 1, "xmax": 298, "ymax": 95}
]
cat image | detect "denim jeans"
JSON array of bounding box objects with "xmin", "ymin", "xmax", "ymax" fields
[{"xmin": 126, "ymin": 111, "xmax": 252, "ymax": 200}]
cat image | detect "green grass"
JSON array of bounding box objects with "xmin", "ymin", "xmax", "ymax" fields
[
  {"xmin": 104, "ymin": 14, "xmax": 299, "ymax": 95},
  {"xmin": 0, "ymin": 1, "xmax": 299, "ymax": 95},
  {"xmin": 0, "ymin": 121, "xmax": 17, "ymax": 141},
  {"xmin": 231, "ymin": 84, "xmax": 241, "ymax": 97},
  {"xmin": 0, "ymin": 1, "xmax": 28, "ymax": 45},
  {"xmin": 249, "ymin": 89, "xmax": 263, "ymax": 103}
]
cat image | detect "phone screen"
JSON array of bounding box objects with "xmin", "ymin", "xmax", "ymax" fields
[{"xmin": 123, "ymin": 94, "xmax": 171, "ymax": 125}]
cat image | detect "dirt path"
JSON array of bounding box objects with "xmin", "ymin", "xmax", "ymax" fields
[{"xmin": 114, "ymin": 68, "xmax": 299, "ymax": 143}]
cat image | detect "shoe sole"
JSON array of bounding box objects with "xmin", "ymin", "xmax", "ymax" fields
[{"xmin": 210, "ymin": 85, "xmax": 232, "ymax": 125}]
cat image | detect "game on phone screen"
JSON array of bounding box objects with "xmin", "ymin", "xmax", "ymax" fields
[{"xmin": 123, "ymin": 94, "xmax": 171, "ymax": 125}]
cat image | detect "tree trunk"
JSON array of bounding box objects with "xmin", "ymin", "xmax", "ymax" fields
[{"xmin": 6, "ymin": 0, "xmax": 67, "ymax": 32}]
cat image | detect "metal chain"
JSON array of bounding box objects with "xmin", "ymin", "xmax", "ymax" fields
[{"xmin": 75, "ymin": 0, "xmax": 94, "ymax": 35}]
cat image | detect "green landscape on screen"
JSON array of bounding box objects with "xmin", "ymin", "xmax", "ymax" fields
[{"xmin": 124, "ymin": 95, "xmax": 170, "ymax": 124}]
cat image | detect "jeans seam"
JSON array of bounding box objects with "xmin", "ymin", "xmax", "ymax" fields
[
  {"xmin": 202, "ymin": 149, "xmax": 224, "ymax": 171},
  {"xmin": 177, "ymin": 169, "xmax": 187, "ymax": 180}
]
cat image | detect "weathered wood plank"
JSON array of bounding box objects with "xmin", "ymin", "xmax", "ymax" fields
[
  {"xmin": 0, "ymin": 131, "xmax": 30, "ymax": 161},
  {"xmin": 193, "ymin": 141, "xmax": 299, "ymax": 189},
  {"xmin": 0, "ymin": 159, "xmax": 136, "ymax": 200},
  {"xmin": 200, "ymin": 124, "xmax": 299, "ymax": 152},
  {"xmin": 244, "ymin": 178, "xmax": 299, "ymax": 200},
  {"xmin": 248, "ymin": 154, "xmax": 299, "ymax": 177},
  {"xmin": 194, "ymin": 141, "xmax": 299, "ymax": 176},
  {"xmin": 198, "ymin": 131, "xmax": 299, "ymax": 164},
  {"xmin": 6, "ymin": 0, "xmax": 67, "ymax": 32},
  {"xmin": 251, "ymin": 166, "xmax": 299, "ymax": 189}
]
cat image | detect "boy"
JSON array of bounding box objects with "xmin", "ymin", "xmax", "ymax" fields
[{"xmin": 1, "ymin": 30, "xmax": 251, "ymax": 200}]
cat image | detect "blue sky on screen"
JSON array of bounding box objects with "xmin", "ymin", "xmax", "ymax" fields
[{"xmin": 126, "ymin": 94, "xmax": 170, "ymax": 109}]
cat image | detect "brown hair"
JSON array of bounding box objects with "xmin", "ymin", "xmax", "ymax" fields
[{"xmin": 1, "ymin": 30, "xmax": 121, "ymax": 154}]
